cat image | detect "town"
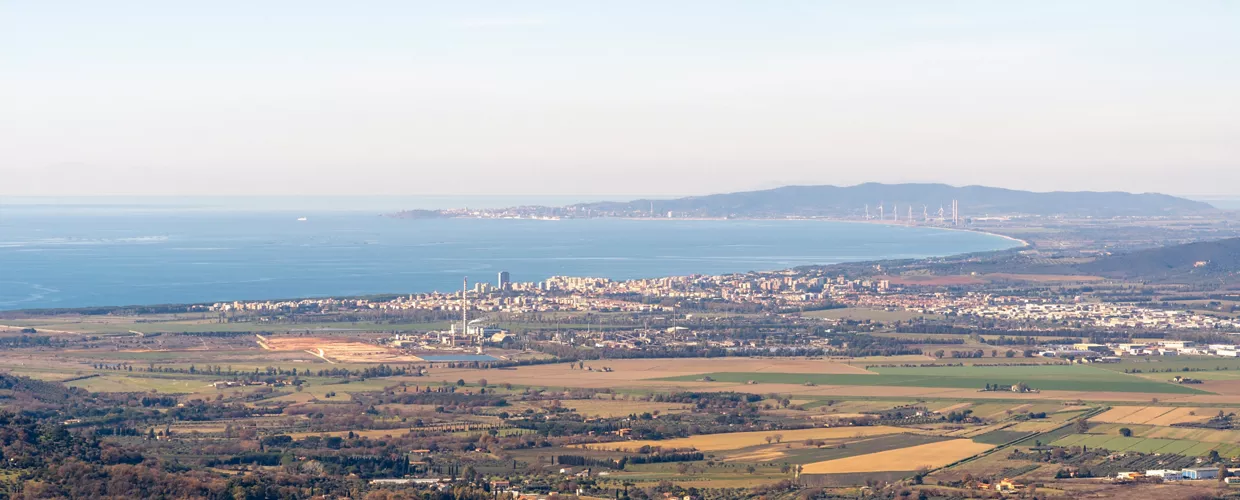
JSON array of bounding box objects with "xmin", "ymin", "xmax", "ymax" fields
[{"xmin": 206, "ymin": 267, "xmax": 1239, "ymax": 336}]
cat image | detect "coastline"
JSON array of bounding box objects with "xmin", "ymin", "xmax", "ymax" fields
[
  {"xmin": 391, "ymin": 212, "xmax": 1032, "ymax": 249},
  {"xmin": 799, "ymin": 217, "xmax": 1031, "ymax": 249},
  {"xmin": 1, "ymin": 214, "xmax": 1025, "ymax": 312},
  {"xmin": 608, "ymin": 215, "xmax": 1032, "ymax": 249}
]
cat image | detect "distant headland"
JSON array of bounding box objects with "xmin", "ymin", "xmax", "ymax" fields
[{"xmin": 386, "ymin": 183, "xmax": 1213, "ymax": 221}]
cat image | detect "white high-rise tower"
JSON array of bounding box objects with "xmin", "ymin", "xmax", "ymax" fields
[{"xmin": 460, "ymin": 277, "xmax": 468, "ymax": 345}]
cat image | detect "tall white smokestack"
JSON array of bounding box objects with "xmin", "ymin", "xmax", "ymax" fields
[{"xmin": 460, "ymin": 277, "xmax": 468, "ymax": 345}]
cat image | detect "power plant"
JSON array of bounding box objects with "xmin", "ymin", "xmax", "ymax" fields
[
  {"xmin": 433, "ymin": 275, "xmax": 510, "ymax": 349},
  {"xmin": 862, "ymin": 200, "xmax": 962, "ymax": 226}
]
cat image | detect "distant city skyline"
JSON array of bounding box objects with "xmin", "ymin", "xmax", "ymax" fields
[{"xmin": 3, "ymin": 1, "xmax": 1237, "ymax": 196}]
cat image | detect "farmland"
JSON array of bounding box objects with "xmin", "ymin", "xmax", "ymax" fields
[
  {"xmin": 578, "ymin": 426, "xmax": 923, "ymax": 452},
  {"xmin": 1088, "ymin": 422, "xmax": 1240, "ymax": 447},
  {"xmin": 800, "ymin": 307, "xmax": 942, "ymax": 322},
  {"xmin": 1095, "ymin": 356, "xmax": 1240, "ymax": 374},
  {"xmin": 1091, "ymin": 406, "xmax": 1217, "ymax": 425},
  {"xmin": 801, "ymin": 439, "xmax": 995, "ymax": 474},
  {"xmin": 4, "ymin": 320, "xmax": 1240, "ymax": 499},
  {"xmin": 562, "ymin": 399, "xmax": 692, "ymax": 418},
  {"xmin": 260, "ymin": 335, "xmax": 424, "ymax": 363},
  {"xmin": 0, "ymin": 316, "xmax": 452, "ymax": 335},
  {"xmin": 657, "ymin": 364, "xmax": 1205, "ymax": 394},
  {"xmin": 1048, "ymin": 432, "xmax": 1240, "ymax": 457}
]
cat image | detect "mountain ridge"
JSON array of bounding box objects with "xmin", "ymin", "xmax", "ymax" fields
[{"xmin": 570, "ymin": 182, "xmax": 1213, "ymax": 218}]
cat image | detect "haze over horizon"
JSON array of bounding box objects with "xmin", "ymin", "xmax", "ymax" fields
[{"xmin": 3, "ymin": 1, "xmax": 1238, "ymax": 197}]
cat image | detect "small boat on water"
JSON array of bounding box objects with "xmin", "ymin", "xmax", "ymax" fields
[{"xmin": 296, "ymin": 217, "xmax": 308, "ymax": 222}]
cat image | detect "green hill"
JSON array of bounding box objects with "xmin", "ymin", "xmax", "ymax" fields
[{"xmin": 1078, "ymin": 237, "xmax": 1240, "ymax": 282}]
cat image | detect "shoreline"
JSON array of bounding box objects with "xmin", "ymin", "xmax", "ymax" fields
[
  {"xmin": 414, "ymin": 214, "xmax": 1031, "ymax": 249},
  {"xmin": 1, "ymin": 216, "xmax": 1026, "ymax": 313},
  {"xmin": 613, "ymin": 215, "xmax": 1032, "ymax": 249}
]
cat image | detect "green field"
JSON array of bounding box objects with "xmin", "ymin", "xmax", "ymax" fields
[
  {"xmin": 1089, "ymin": 423, "xmax": 1240, "ymax": 445},
  {"xmin": 1050, "ymin": 432, "xmax": 1240, "ymax": 458},
  {"xmin": 64, "ymin": 373, "xmax": 224, "ymax": 393},
  {"xmin": 800, "ymin": 308, "xmax": 942, "ymax": 322},
  {"xmin": 657, "ymin": 365, "xmax": 1205, "ymax": 394},
  {"xmin": 1095, "ymin": 356, "xmax": 1240, "ymax": 373},
  {"xmin": 61, "ymin": 350, "xmax": 269, "ymax": 361},
  {"xmin": 3, "ymin": 318, "xmax": 452, "ymax": 334},
  {"xmin": 1044, "ymin": 415, "xmax": 1240, "ymax": 459},
  {"xmin": 971, "ymin": 430, "xmax": 1033, "ymax": 445}
]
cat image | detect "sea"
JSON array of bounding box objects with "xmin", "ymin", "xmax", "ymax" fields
[{"xmin": 0, "ymin": 197, "xmax": 1021, "ymax": 311}]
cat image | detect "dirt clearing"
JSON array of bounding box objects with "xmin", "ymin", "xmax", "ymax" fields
[{"xmin": 259, "ymin": 335, "xmax": 422, "ymax": 363}]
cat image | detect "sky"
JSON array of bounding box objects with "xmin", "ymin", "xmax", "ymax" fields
[{"xmin": 2, "ymin": 1, "xmax": 1238, "ymax": 198}]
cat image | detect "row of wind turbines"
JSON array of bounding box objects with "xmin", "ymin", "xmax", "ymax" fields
[{"xmin": 864, "ymin": 199, "xmax": 960, "ymax": 225}]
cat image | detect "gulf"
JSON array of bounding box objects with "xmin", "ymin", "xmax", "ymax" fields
[{"xmin": 0, "ymin": 212, "xmax": 1018, "ymax": 310}]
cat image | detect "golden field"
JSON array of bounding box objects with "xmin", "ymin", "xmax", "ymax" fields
[
  {"xmin": 1092, "ymin": 406, "xmax": 1214, "ymax": 426},
  {"xmin": 578, "ymin": 426, "xmax": 919, "ymax": 452},
  {"xmin": 801, "ymin": 439, "xmax": 994, "ymax": 474}
]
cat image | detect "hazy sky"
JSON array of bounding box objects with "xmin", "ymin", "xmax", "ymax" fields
[{"xmin": 3, "ymin": 1, "xmax": 1238, "ymax": 197}]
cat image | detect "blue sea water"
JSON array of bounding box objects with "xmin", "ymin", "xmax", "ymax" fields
[{"xmin": 0, "ymin": 206, "xmax": 1019, "ymax": 310}]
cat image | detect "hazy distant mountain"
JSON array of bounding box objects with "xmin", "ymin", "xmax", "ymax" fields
[
  {"xmin": 572, "ymin": 183, "xmax": 1213, "ymax": 218},
  {"xmin": 388, "ymin": 209, "xmax": 451, "ymax": 219},
  {"xmin": 1078, "ymin": 237, "xmax": 1240, "ymax": 282}
]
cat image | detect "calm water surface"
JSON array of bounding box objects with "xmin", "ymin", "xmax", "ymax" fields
[{"xmin": 0, "ymin": 211, "xmax": 1018, "ymax": 310}]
